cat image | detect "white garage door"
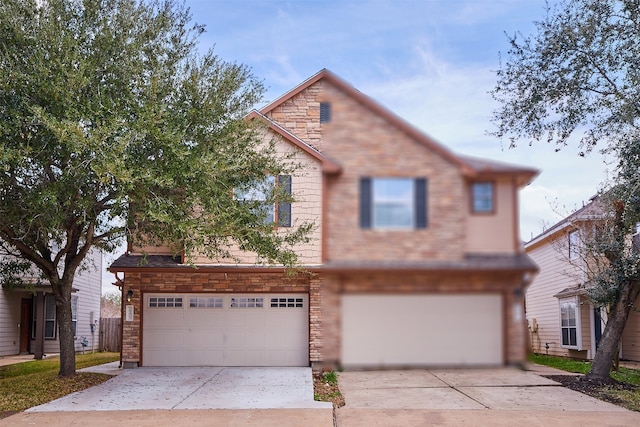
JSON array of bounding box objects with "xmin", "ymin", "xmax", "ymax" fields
[
  {"xmin": 341, "ymin": 294, "xmax": 503, "ymax": 367},
  {"xmin": 143, "ymin": 293, "xmax": 308, "ymax": 367}
]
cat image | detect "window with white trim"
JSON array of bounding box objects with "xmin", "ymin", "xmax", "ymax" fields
[
  {"xmin": 568, "ymin": 230, "xmax": 580, "ymax": 260},
  {"xmin": 32, "ymin": 294, "xmax": 57, "ymax": 339},
  {"xmin": 559, "ymin": 298, "xmax": 581, "ymax": 349},
  {"xmin": 149, "ymin": 296, "xmax": 183, "ymax": 308},
  {"xmin": 71, "ymin": 295, "xmax": 78, "ymax": 337},
  {"xmin": 234, "ymin": 175, "xmax": 292, "ymax": 226},
  {"xmin": 230, "ymin": 297, "xmax": 263, "ymax": 308},
  {"xmin": 189, "ymin": 297, "xmax": 223, "ymax": 308}
]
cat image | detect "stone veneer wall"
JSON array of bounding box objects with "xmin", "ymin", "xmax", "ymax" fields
[
  {"xmin": 319, "ymin": 271, "xmax": 528, "ymax": 368},
  {"xmin": 266, "ymin": 80, "xmax": 470, "ymax": 263},
  {"xmin": 120, "ymin": 270, "xmax": 318, "ymax": 367}
]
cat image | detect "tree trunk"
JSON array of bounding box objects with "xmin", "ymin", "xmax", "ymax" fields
[
  {"xmin": 54, "ymin": 280, "xmax": 76, "ymax": 377},
  {"xmin": 587, "ymin": 282, "xmax": 640, "ymax": 381}
]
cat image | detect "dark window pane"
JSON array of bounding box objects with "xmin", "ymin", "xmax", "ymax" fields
[{"xmin": 320, "ymin": 102, "xmax": 331, "ymax": 123}]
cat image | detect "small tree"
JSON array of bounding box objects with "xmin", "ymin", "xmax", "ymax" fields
[
  {"xmin": 555, "ymin": 189, "xmax": 640, "ymax": 380},
  {"xmin": 101, "ymin": 291, "xmax": 121, "ymax": 318},
  {"xmin": 491, "ymin": 0, "xmax": 640, "ymax": 381},
  {"xmin": 0, "ymin": 0, "xmax": 311, "ymax": 377}
]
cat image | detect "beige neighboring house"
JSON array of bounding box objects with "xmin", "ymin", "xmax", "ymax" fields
[
  {"xmin": 524, "ymin": 195, "xmax": 640, "ymax": 361},
  {"xmin": 0, "ymin": 249, "xmax": 102, "ymax": 358},
  {"xmin": 109, "ymin": 69, "xmax": 539, "ymax": 370}
]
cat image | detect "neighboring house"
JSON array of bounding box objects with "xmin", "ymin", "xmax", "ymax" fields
[
  {"xmin": 108, "ymin": 69, "xmax": 539, "ymax": 370},
  {"xmin": 524, "ymin": 195, "xmax": 640, "ymax": 361},
  {"xmin": 0, "ymin": 249, "xmax": 102, "ymax": 358}
]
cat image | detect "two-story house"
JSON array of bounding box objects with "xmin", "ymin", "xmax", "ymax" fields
[
  {"xmin": 525, "ymin": 195, "xmax": 640, "ymax": 362},
  {"xmin": 108, "ymin": 69, "xmax": 538, "ymax": 370},
  {"xmin": 0, "ymin": 249, "xmax": 102, "ymax": 359}
]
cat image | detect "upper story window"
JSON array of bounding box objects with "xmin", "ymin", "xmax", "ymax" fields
[
  {"xmin": 360, "ymin": 177, "xmax": 427, "ymax": 229},
  {"xmin": 234, "ymin": 175, "xmax": 292, "ymax": 227},
  {"xmin": 568, "ymin": 230, "xmax": 579, "ymax": 260},
  {"xmin": 471, "ymin": 182, "xmax": 494, "ymax": 213},
  {"xmin": 320, "ymin": 102, "xmax": 331, "ymax": 124}
]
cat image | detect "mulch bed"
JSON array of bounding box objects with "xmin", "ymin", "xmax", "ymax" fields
[
  {"xmin": 544, "ymin": 375, "xmax": 638, "ymax": 406},
  {"xmin": 313, "ymin": 372, "xmax": 345, "ymax": 408}
]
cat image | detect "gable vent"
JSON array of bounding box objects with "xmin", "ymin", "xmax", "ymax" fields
[{"xmin": 320, "ymin": 102, "xmax": 331, "ymax": 123}]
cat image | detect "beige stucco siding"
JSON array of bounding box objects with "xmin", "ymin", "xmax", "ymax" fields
[
  {"xmin": 466, "ymin": 177, "xmax": 517, "ymax": 254},
  {"xmin": 132, "ymin": 130, "xmax": 323, "ymax": 265},
  {"xmin": 218, "ymin": 133, "xmax": 323, "ymax": 264}
]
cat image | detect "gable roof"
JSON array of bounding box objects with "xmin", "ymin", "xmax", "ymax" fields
[
  {"xmin": 525, "ymin": 194, "xmax": 603, "ymax": 250},
  {"xmin": 260, "ymin": 69, "xmax": 538, "ymax": 186},
  {"xmin": 247, "ymin": 110, "xmax": 342, "ymax": 174}
]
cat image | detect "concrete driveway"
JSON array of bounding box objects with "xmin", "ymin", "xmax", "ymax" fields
[
  {"xmin": 336, "ymin": 367, "xmax": 640, "ymax": 426},
  {"xmin": 1, "ymin": 365, "xmax": 333, "ymax": 427}
]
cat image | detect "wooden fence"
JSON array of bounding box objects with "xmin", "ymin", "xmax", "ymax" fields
[{"xmin": 99, "ymin": 317, "xmax": 121, "ymax": 352}]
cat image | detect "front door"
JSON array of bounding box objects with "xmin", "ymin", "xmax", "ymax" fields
[
  {"xmin": 20, "ymin": 298, "xmax": 32, "ymax": 354},
  {"xmin": 594, "ymin": 307, "xmax": 603, "ymax": 350}
]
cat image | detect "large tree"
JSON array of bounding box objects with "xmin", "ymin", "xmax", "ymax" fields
[
  {"xmin": 0, "ymin": 0, "xmax": 311, "ymax": 377},
  {"xmin": 491, "ymin": 0, "xmax": 640, "ymax": 381}
]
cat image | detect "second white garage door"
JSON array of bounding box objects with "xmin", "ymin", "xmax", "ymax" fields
[
  {"xmin": 143, "ymin": 293, "xmax": 308, "ymax": 367},
  {"xmin": 341, "ymin": 294, "xmax": 503, "ymax": 367}
]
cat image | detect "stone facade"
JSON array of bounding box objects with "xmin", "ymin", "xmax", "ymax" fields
[{"xmin": 120, "ymin": 270, "xmax": 314, "ymax": 366}]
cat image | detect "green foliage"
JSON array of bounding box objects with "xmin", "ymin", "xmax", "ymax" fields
[
  {"xmin": 0, "ymin": 0, "xmax": 310, "ymax": 270},
  {"xmin": 529, "ymin": 353, "xmax": 640, "ymax": 385},
  {"xmin": 323, "ymin": 371, "xmax": 338, "ymax": 385},
  {"xmin": 0, "ymin": 0, "xmax": 312, "ymax": 375},
  {"xmin": 491, "ymin": 0, "xmax": 640, "ymax": 155},
  {"xmin": 101, "ymin": 291, "xmax": 121, "ymax": 306},
  {"xmin": 493, "ymin": 0, "xmax": 640, "ymax": 382}
]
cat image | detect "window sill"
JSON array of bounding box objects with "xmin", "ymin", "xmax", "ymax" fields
[{"xmin": 560, "ymin": 345, "xmax": 582, "ymax": 351}]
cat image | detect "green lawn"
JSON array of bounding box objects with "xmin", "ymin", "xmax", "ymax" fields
[
  {"xmin": 529, "ymin": 353, "xmax": 640, "ymax": 385},
  {"xmin": 0, "ymin": 352, "xmax": 119, "ymax": 417},
  {"xmin": 530, "ymin": 353, "xmax": 640, "ymax": 411}
]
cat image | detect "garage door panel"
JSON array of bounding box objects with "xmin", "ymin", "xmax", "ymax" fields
[
  {"xmin": 145, "ymin": 330, "xmax": 185, "ymax": 347},
  {"xmin": 143, "ymin": 293, "xmax": 308, "ymax": 367},
  {"xmin": 342, "ymin": 294, "xmax": 503, "ymax": 367}
]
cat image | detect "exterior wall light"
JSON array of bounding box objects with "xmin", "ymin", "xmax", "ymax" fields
[{"xmin": 126, "ymin": 289, "xmax": 134, "ymax": 302}]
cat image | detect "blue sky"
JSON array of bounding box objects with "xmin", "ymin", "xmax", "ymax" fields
[{"xmin": 184, "ymin": 0, "xmax": 611, "ymax": 241}]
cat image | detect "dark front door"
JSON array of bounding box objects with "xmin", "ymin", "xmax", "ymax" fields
[
  {"xmin": 20, "ymin": 298, "xmax": 32, "ymax": 354},
  {"xmin": 594, "ymin": 307, "xmax": 603, "ymax": 350}
]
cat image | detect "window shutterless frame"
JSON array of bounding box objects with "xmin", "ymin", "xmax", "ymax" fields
[
  {"xmin": 233, "ymin": 175, "xmax": 292, "ymax": 227},
  {"xmin": 559, "ymin": 297, "xmax": 582, "ymax": 350},
  {"xmin": 470, "ymin": 181, "xmax": 495, "ymax": 214}
]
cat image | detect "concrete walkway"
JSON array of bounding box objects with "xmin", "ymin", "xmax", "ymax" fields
[
  {"xmin": 1, "ymin": 366, "xmax": 333, "ymax": 427},
  {"xmin": 3, "ymin": 361, "xmax": 640, "ymax": 426},
  {"xmin": 336, "ymin": 367, "xmax": 640, "ymax": 426},
  {"xmin": 29, "ymin": 366, "xmax": 331, "ymax": 411}
]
